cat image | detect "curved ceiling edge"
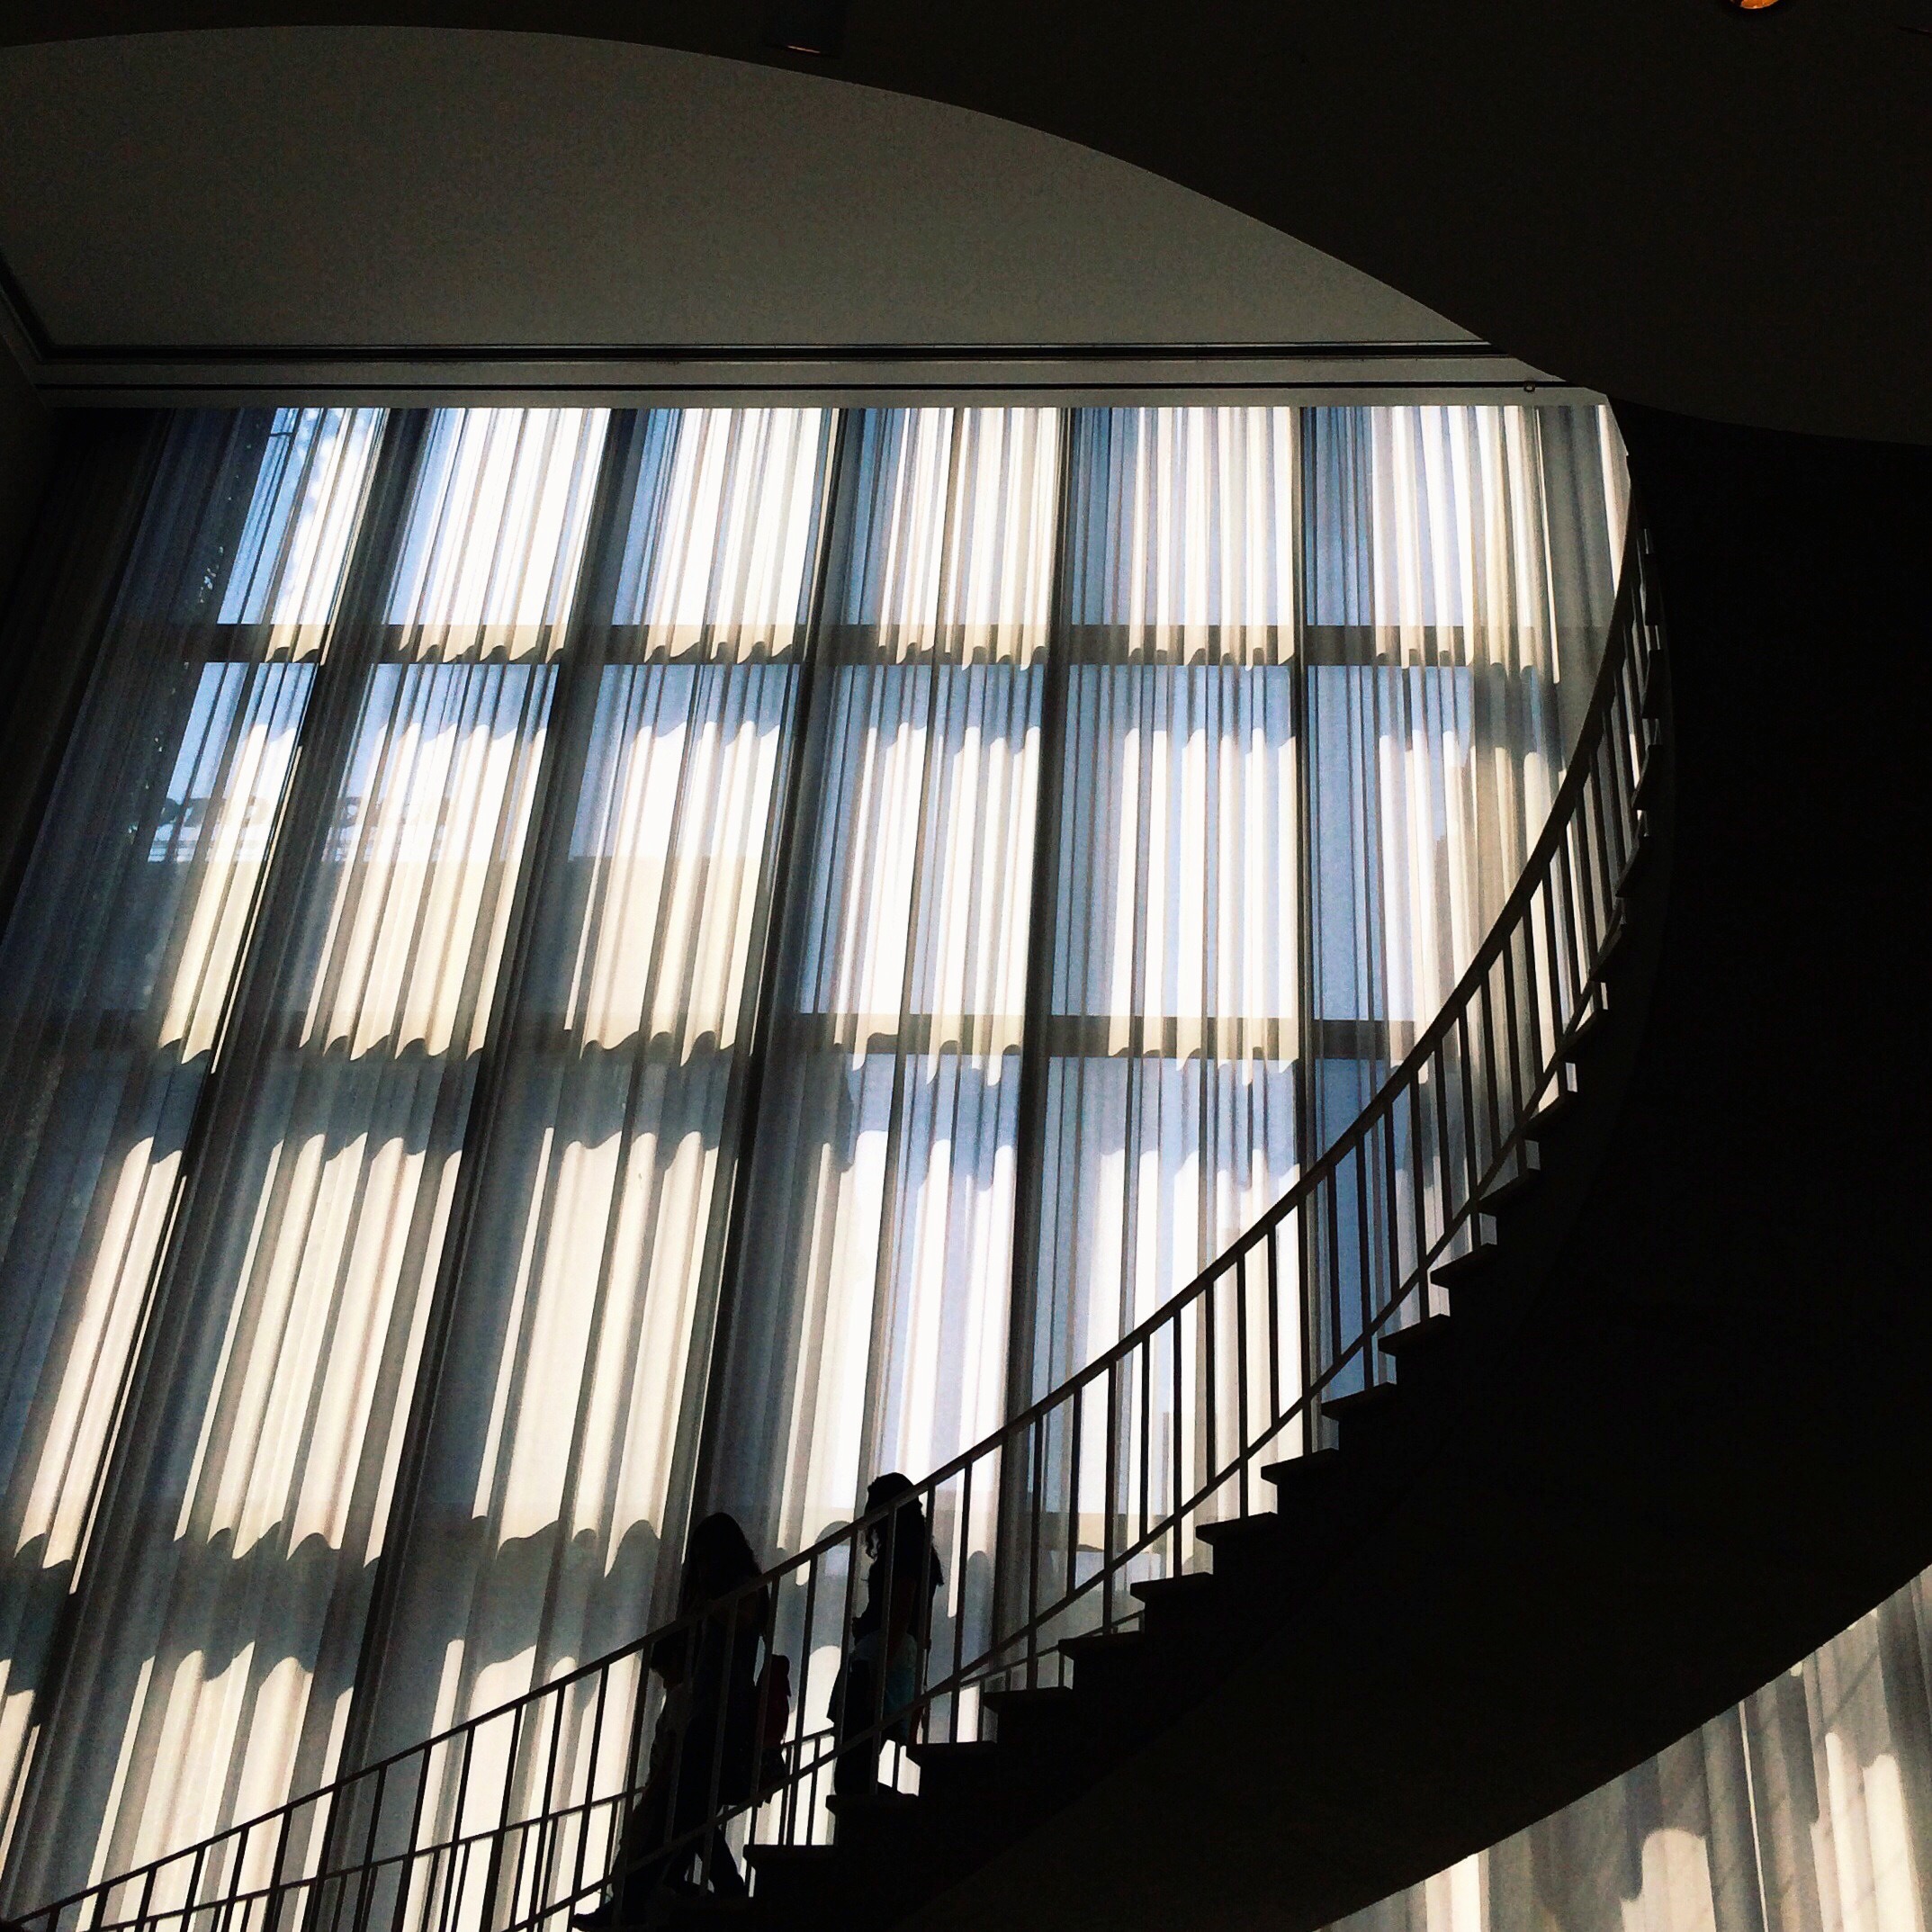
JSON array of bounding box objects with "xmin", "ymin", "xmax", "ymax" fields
[{"xmin": 3, "ymin": 2, "xmax": 1928, "ymax": 443}]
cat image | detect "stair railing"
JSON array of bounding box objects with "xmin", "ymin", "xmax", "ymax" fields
[{"xmin": 15, "ymin": 511, "xmax": 1666, "ymax": 1932}]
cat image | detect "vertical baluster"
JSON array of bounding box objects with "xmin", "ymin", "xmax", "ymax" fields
[
  {"xmin": 435, "ymin": 1725, "xmax": 479, "ymax": 1932},
  {"xmin": 1554, "ymin": 836, "xmax": 1586, "ymax": 1048},
  {"xmin": 1265, "ymin": 1218, "xmax": 1283, "ymax": 1431},
  {"xmin": 261, "ymin": 1784, "xmax": 299, "ymax": 1932},
  {"xmin": 529, "ymin": 1685, "xmax": 570, "ymax": 1928},
  {"xmin": 1026, "ymin": 1416, "xmax": 1045, "ymax": 1685},
  {"xmin": 389, "ymin": 1749, "xmax": 435, "ymax": 1932},
  {"xmin": 1428, "ymin": 1047, "xmax": 1453, "ymax": 1271},
  {"xmin": 1323, "ymin": 1172, "xmax": 1343, "ymax": 1415},
  {"xmin": 1350, "ymin": 1137, "xmax": 1371, "ymax": 1385},
  {"xmin": 1379, "ymin": 1091, "xmax": 1404, "ymax": 1334},
  {"xmin": 1235, "ymin": 1250, "xmax": 1251, "ymax": 1516},
  {"xmin": 1101, "ymin": 1357, "xmax": 1119, "ymax": 1631},
  {"xmin": 1478, "ymin": 971, "xmax": 1502, "ymax": 1186},
  {"xmin": 566, "ymin": 1666, "xmax": 611, "ymax": 1921},
  {"xmin": 1169, "ymin": 1310, "xmax": 1184, "ymax": 1576},
  {"xmin": 1588, "ymin": 746, "xmax": 1616, "ymax": 946},
  {"xmin": 1455, "ymin": 1009, "xmax": 1481, "ymax": 1224},
  {"xmin": 346, "ymin": 1763, "xmax": 388, "ymax": 1932},
  {"xmin": 1406, "ymin": 1072, "xmax": 1430, "ymax": 1317},
  {"xmin": 1200, "ymin": 1266, "xmax": 1218, "ymax": 1523},
  {"xmin": 478, "ymin": 1699, "xmax": 526, "ymax": 1932},
  {"xmin": 1137, "ymin": 1336, "xmax": 1153, "ymax": 1551},
  {"xmin": 951, "ymin": 1461, "xmax": 973, "ymax": 1730},
  {"xmin": 1064, "ymin": 1379, "xmax": 1083, "ymax": 1646}
]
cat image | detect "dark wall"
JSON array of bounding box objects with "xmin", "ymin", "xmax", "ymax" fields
[{"xmin": 0, "ymin": 340, "xmax": 53, "ymax": 614}]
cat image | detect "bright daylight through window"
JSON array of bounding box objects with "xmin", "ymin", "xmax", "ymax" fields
[{"xmin": 0, "ymin": 402, "xmax": 1626, "ymax": 1902}]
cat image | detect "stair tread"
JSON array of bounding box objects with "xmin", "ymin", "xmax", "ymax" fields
[
  {"xmin": 1322, "ymin": 1380, "xmax": 1401, "ymax": 1417},
  {"xmin": 1260, "ymin": 1447, "xmax": 1343, "ymax": 1490},
  {"xmin": 1379, "ymin": 1314, "xmax": 1459, "ymax": 1360},
  {"xmin": 743, "ymin": 1842, "xmax": 836, "ymax": 1869},
  {"xmin": 1059, "ymin": 1627, "xmax": 1145, "ymax": 1661},
  {"xmin": 980, "ymin": 1684, "xmax": 1077, "ymax": 1710},
  {"xmin": 1129, "ymin": 1570, "xmax": 1217, "ymax": 1605},
  {"xmin": 906, "ymin": 1739, "xmax": 998, "ymax": 1768},
  {"xmin": 1478, "ymin": 1164, "xmax": 1544, "ymax": 1213},
  {"xmin": 1431, "ymin": 1240, "xmax": 1499, "ymax": 1289},
  {"xmin": 1197, "ymin": 1511, "xmax": 1285, "ymax": 1548},
  {"xmin": 826, "ymin": 1788, "xmax": 921, "ymax": 1818}
]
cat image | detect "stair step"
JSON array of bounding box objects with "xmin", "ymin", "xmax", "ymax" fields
[
  {"xmin": 1379, "ymin": 1313, "xmax": 1460, "ymax": 1370},
  {"xmin": 1260, "ymin": 1446, "xmax": 1343, "ymax": 1497},
  {"xmin": 1124, "ymin": 1569, "xmax": 1218, "ymax": 1640},
  {"xmin": 1632, "ymin": 750, "xmax": 1661, "ymax": 809},
  {"xmin": 1056, "ymin": 1626, "xmax": 1148, "ymax": 1694},
  {"xmin": 744, "ymin": 1843, "xmax": 836, "ymax": 1873},
  {"xmin": 1320, "ymin": 1380, "xmax": 1399, "ymax": 1419},
  {"xmin": 1196, "ymin": 1511, "xmax": 1287, "ymax": 1552},
  {"xmin": 905, "ymin": 1739, "xmax": 1001, "ymax": 1800},
  {"xmin": 1129, "ymin": 1569, "xmax": 1216, "ymax": 1604},
  {"xmin": 826, "ymin": 1787, "xmax": 921, "ymax": 1820},
  {"xmin": 982, "ymin": 1684, "xmax": 1079, "ymax": 1748},
  {"xmin": 1059, "ymin": 1625, "xmax": 1144, "ymax": 1664},
  {"xmin": 1523, "ymin": 1083, "xmax": 1579, "ymax": 1142},
  {"xmin": 1566, "ymin": 992, "xmax": 1613, "ymax": 1059},
  {"xmin": 1478, "ymin": 1156, "xmax": 1544, "ymax": 1216},
  {"xmin": 1595, "ymin": 917, "xmax": 1629, "ymax": 975},
  {"xmin": 1431, "ymin": 1237, "xmax": 1499, "ymax": 1292},
  {"xmin": 1478, "ymin": 1172, "xmax": 1540, "ymax": 1215},
  {"xmin": 741, "ymin": 1842, "xmax": 838, "ymax": 1910},
  {"xmin": 1321, "ymin": 1379, "xmax": 1412, "ymax": 1452},
  {"xmin": 1616, "ymin": 813, "xmax": 1653, "ymax": 892}
]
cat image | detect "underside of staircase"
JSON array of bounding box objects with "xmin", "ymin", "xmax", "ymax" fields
[
  {"xmin": 21, "ymin": 411, "xmax": 1932, "ymax": 1932},
  {"xmin": 697, "ymin": 411, "xmax": 1932, "ymax": 1932},
  {"xmin": 701, "ymin": 695, "xmax": 1672, "ymax": 1932}
]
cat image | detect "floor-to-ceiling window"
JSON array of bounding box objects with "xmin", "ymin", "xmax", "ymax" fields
[{"xmin": 0, "ymin": 400, "xmax": 1626, "ymax": 1906}]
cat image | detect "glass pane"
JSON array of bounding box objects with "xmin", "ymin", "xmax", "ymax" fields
[
  {"xmin": 348, "ymin": 410, "xmax": 831, "ymax": 1899},
  {"xmin": 0, "ymin": 408, "xmax": 382, "ymax": 1858},
  {"xmin": 7, "ymin": 409, "xmax": 604, "ymax": 1902},
  {"xmin": 707, "ymin": 407, "xmax": 1060, "ymax": 1584}
]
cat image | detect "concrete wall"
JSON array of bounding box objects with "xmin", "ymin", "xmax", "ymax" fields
[{"xmin": 0, "ymin": 336, "xmax": 53, "ymax": 617}]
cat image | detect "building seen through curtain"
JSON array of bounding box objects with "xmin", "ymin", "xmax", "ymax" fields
[{"xmin": 0, "ymin": 400, "xmax": 1626, "ymax": 1906}]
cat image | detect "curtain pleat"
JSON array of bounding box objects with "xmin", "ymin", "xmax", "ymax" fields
[
  {"xmin": 351, "ymin": 409, "xmax": 832, "ymax": 1857},
  {"xmin": 0, "ymin": 409, "xmax": 384, "ymax": 1873},
  {"xmin": 1301, "ymin": 405, "xmax": 1624, "ymax": 1155},
  {"xmin": 4, "ymin": 409, "xmax": 606, "ymax": 1903},
  {"xmin": 1026, "ymin": 406, "xmax": 1301, "ymax": 1402},
  {"xmin": 0, "ymin": 401, "xmax": 1629, "ymax": 1908},
  {"xmin": 705, "ymin": 409, "xmax": 1058, "ymax": 1603}
]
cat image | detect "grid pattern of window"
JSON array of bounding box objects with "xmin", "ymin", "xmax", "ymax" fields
[{"xmin": 0, "ymin": 402, "xmax": 1626, "ymax": 1905}]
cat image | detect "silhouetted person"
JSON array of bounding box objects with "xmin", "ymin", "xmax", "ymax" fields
[
  {"xmin": 578, "ymin": 1514, "xmax": 768, "ymax": 1926},
  {"xmin": 831, "ymin": 1474, "xmax": 943, "ymax": 1797}
]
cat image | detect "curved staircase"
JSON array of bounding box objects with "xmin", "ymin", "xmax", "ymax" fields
[{"xmin": 15, "ymin": 513, "xmax": 1668, "ymax": 1932}]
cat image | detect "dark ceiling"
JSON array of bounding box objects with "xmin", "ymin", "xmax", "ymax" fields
[{"xmin": 0, "ymin": 0, "xmax": 1927, "ymax": 439}]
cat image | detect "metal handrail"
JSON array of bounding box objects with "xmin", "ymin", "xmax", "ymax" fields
[{"xmin": 16, "ymin": 508, "xmax": 1665, "ymax": 1932}]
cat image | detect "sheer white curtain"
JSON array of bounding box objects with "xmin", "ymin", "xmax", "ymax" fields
[
  {"xmin": 5, "ymin": 409, "xmax": 607, "ymax": 1903},
  {"xmin": 1023, "ymin": 406, "xmax": 1302, "ymax": 1405},
  {"xmin": 0, "ymin": 400, "xmax": 1631, "ymax": 1910},
  {"xmin": 1330, "ymin": 1566, "xmax": 1932, "ymax": 1932},
  {"xmin": 355, "ymin": 408, "xmax": 832, "ymax": 1793},
  {"xmin": 0, "ymin": 409, "xmax": 382, "ymax": 1869},
  {"xmin": 1301, "ymin": 405, "xmax": 1630, "ymax": 1153},
  {"xmin": 705, "ymin": 408, "xmax": 1060, "ymax": 1590}
]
